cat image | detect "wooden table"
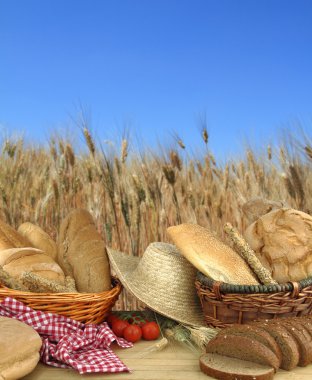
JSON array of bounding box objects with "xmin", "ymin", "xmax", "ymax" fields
[{"xmin": 22, "ymin": 339, "xmax": 312, "ymax": 380}]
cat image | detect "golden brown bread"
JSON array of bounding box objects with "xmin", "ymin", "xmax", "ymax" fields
[
  {"xmin": 244, "ymin": 208, "xmax": 312, "ymax": 282},
  {"xmin": 18, "ymin": 222, "xmax": 58, "ymax": 260},
  {"xmin": 0, "ymin": 247, "xmax": 65, "ymax": 285},
  {"xmin": 0, "ymin": 218, "xmax": 32, "ymax": 250},
  {"xmin": 58, "ymin": 209, "xmax": 111, "ymax": 292},
  {"xmin": 0, "ymin": 317, "xmax": 42, "ymax": 380},
  {"xmin": 167, "ymin": 224, "xmax": 259, "ymax": 285}
]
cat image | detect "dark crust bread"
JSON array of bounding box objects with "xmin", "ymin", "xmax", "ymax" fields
[
  {"xmin": 199, "ymin": 353, "xmax": 275, "ymax": 380},
  {"xmin": 251, "ymin": 322, "xmax": 299, "ymax": 371},
  {"xmin": 206, "ymin": 335, "xmax": 280, "ymax": 370},
  {"xmin": 217, "ymin": 324, "xmax": 282, "ymax": 366}
]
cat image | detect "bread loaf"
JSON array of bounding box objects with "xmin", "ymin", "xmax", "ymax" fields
[
  {"xmin": 167, "ymin": 224, "xmax": 259, "ymax": 285},
  {"xmin": 0, "ymin": 316, "xmax": 42, "ymax": 380},
  {"xmin": 58, "ymin": 209, "xmax": 111, "ymax": 292},
  {"xmin": 0, "ymin": 247, "xmax": 65, "ymax": 285},
  {"xmin": 199, "ymin": 353, "xmax": 275, "ymax": 380},
  {"xmin": 18, "ymin": 222, "xmax": 58, "ymax": 260},
  {"xmin": 244, "ymin": 208, "xmax": 312, "ymax": 282},
  {"xmin": 0, "ymin": 218, "xmax": 32, "ymax": 250}
]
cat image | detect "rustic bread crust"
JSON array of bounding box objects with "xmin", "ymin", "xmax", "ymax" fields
[
  {"xmin": 58, "ymin": 209, "xmax": 111, "ymax": 292},
  {"xmin": 167, "ymin": 224, "xmax": 259, "ymax": 285},
  {"xmin": 0, "ymin": 317, "xmax": 42, "ymax": 379},
  {"xmin": 18, "ymin": 222, "xmax": 58, "ymax": 260}
]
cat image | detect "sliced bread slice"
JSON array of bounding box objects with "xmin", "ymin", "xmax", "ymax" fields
[
  {"xmin": 255, "ymin": 322, "xmax": 299, "ymax": 371},
  {"xmin": 217, "ymin": 324, "xmax": 282, "ymax": 366},
  {"xmin": 205, "ymin": 335, "xmax": 280, "ymax": 370},
  {"xmin": 269, "ymin": 318, "xmax": 312, "ymax": 367},
  {"xmin": 200, "ymin": 353, "xmax": 275, "ymax": 380}
]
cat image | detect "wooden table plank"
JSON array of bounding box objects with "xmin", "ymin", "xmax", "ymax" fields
[{"xmin": 22, "ymin": 339, "xmax": 312, "ymax": 380}]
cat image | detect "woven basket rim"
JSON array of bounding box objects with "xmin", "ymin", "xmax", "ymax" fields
[
  {"xmin": 196, "ymin": 271, "xmax": 312, "ymax": 294},
  {"xmin": 0, "ymin": 277, "xmax": 121, "ymax": 300}
]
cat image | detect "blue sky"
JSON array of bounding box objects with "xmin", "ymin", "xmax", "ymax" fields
[{"xmin": 0, "ymin": 0, "xmax": 312, "ymax": 159}]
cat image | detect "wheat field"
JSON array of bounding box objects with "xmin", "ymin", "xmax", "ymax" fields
[{"xmin": 1, "ymin": 127, "xmax": 311, "ymax": 309}]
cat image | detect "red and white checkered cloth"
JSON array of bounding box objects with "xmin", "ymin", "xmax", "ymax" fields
[{"xmin": 0, "ymin": 297, "xmax": 133, "ymax": 374}]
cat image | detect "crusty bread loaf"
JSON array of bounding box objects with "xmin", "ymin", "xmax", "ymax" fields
[
  {"xmin": 0, "ymin": 247, "xmax": 65, "ymax": 285},
  {"xmin": 58, "ymin": 209, "xmax": 111, "ymax": 292},
  {"xmin": 167, "ymin": 224, "xmax": 259, "ymax": 285},
  {"xmin": 199, "ymin": 353, "xmax": 275, "ymax": 380},
  {"xmin": 0, "ymin": 218, "xmax": 32, "ymax": 250},
  {"xmin": 244, "ymin": 208, "xmax": 312, "ymax": 282},
  {"xmin": 242, "ymin": 198, "xmax": 285, "ymax": 222},
  {"xmin": 0, "ymin": 316, "xmax": 42, "ymax": 380},
  {"xmin": 18, "ymin": 222, "xmax": 58, "ymax": 260}
]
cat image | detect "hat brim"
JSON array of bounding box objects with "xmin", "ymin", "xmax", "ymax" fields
[{"xmin": 106, "ymin": 247, "xmax": 205, "ymax": 327}]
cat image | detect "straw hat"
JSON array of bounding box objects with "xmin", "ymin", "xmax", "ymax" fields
[{"xmin": 106, "ymin": 242, "xmax": 205, "ymax": 326}]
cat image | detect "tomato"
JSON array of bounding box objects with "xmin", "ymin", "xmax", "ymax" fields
[
  {"xmin": 141, "ymin": 321, "xmax": 160, "ymax": 340},
  {"xmin": 106, "ymin": 313, "xmax": 119, "ymax": 327},
  {"xmin": 123, "ymin": 324, "xmax": 142, "ymax": 343},
  {"xmin": 112, "ymin": 319, "xmax": 129, "ymax": 337}
]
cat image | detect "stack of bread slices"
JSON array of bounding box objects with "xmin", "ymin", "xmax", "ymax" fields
[
  {"xmin": 0, "ymin": 209, "xmax": 111, "ymax": 294},
  {"xmin": 200, "ymin": 315, "xmax": 312, "ymax": 379}
]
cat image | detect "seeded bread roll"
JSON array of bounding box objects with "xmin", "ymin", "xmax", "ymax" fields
[
  {"xmin": 199, "ymin": 353, "xmax": 275, "ymax": 380},
  {"xmin": 0, "ymin": 218, "xmax": 32, "ymax": 250},
  {"xmin": 167, "ymin": 224, "xmax": 259, "ymax": 285},
  {"xmin": 18, "ymin": 222, "xmax": 58, "ymax": 260},
  {"xmin": 0, "ymin": 317, "xmax": 42, "ymax": 380},
  {"xmin": 244, "ymin": 208, "xmax": 312, "ymax": 282},
  {"xmin": 58, "ymin": 209, "xmax": 111, "ymax": 292},
  {"xmin": 0, "ymin": 247, "xmax": 65, "ymax": 285}
]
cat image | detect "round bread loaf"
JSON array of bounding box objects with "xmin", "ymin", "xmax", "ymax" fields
[
  {"xmin": 0, "ymin": 316, "xmax": 42, "ymax": 379},
  {"xmin": 0, "ymin": 218, "xmax": 32, "ymax": 251},
  {"xmin": 244, "ymin": 208, "xmax": 312, "ymax": 283},
  {"xmin": 18, "ymin": 222, "xmax": 58, "ymax": 260},
  {"xmin": 58, "ymin": 209, "xmax": 111, "ymax": 292},
  {"xmin": 0, "ymin": 247, "xmax": 65, "ymax": 285},
  {"xmin": 167, "ymin": 224, "xmax": 259, "ymax": 285}
]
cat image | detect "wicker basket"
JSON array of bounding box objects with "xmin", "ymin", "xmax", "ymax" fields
[
  {"xmin": 195, "ymin": 272, "xmax": 312, "ymax": 328},
  {"xmin": 0, "ymin": 277, "xmax": 122, "ymax": 324}
]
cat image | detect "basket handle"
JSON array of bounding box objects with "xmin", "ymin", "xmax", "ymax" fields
[
  {"xmin": 290, "ymin": 281, "xmax": 300, "ymax": 298},
  {"xmin": 212, "ymin": 281, "xmax": 222, "ymax": 300}
]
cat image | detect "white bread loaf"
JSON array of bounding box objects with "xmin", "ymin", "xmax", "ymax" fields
[
  {"xmin": 244, "ymin": 208, "xmax": 312, "ymax": 283},
  {"xmin": 0, "ymin": 218, "xmax": 32, "ymax": 251},
  {"xmin": 0, "ymin": 316, "xmax": 42, "ymax": 380},
  {"xmin": 58, "ymin": 209, "xmax": 111, "ymax": 292},
  {"xmin": 0, "ymin": 247, "xmax": 65, "ymax": 285},
  {"xmin": 18, "ymin": 222, "xmax": 58, "ymax": 260},
  {"xmin": 167, "ymin": 224, "xmax": 259, "ymax": 285}
]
